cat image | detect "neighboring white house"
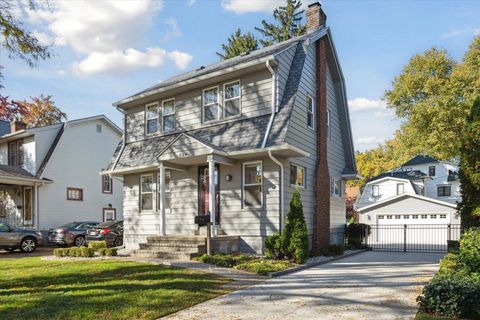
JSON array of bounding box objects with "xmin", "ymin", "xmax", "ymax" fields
[
  {"xmin": 0, "ymin": 115, "xmax": 123, "ymax": 231},
  {"xmin": 357, "ymin": 155, "xmax": 461, "ymax": 226}
]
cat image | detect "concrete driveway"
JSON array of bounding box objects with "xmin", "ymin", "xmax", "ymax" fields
[
  {"xmin": 165, "ymin": 251, "xmax": 443, "ymax": 320},
  {"xmin": 0, "ymin": 247, "xmax": 54, "ymax": 259}
]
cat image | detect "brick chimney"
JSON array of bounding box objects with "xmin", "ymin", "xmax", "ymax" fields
[
  {"xmin": 306, "ymin": 2, "xmax": 327, "ymax": 32},
  {"xmin": 10, "ymin": 120, "xmax": 27, "ymax": 133}
]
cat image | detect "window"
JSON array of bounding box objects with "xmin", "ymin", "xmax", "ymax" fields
[
  {"xmin": 430, "ymin": 214, "xmax": 437, "ymax": 219},
  {"xmin": 243, "ymin": 162, "xmax": 262, "ymax": 207},
  {"xmin": 307, "ymin": 96, "xmax": 315, "ymax": 129},
  {"xmin": 429, "ymin": 165, "xmax": 436, "ymax": 176},
  {"xmin": 395, "ymin": 215, "xmax": 401, "ymax": 219},
  {"xmin": 146, "ymin": 103, "xmax": 158, "ymax": 134},
  {"xmin": 224, "ymin": 81, "xmax": 241, "ymax": 117},
  {"xmin": 437, "ymin": 186, "xmax": 451, "ymax": 197},
  {"xmin": 387, "ymin": 215, "xmax": 392, "ymax": 219},
  {"xmin": 67, "ymin": 188, "xmax": 83, "ymax": 201},
  {"xmin": 158, "ymin": 171, "xmax": 172, "ymax": 213},
  {"xmin": 0, "ymin": 191, "xmax": 6, "ymax": 218},
  {"xmin": 412, "ymin": 215, "xmax": 419, "ymax": 219},
  {"xmin": 140, "ymin": 174, "xmax": 154, "ymax": 211},
  {"xmin": 396, "ymin": 183, "xmax": 404, "ymax": 195},
  {"xmin": 421, "ymin": 214, "xmax": 428, "ymax": 219},
  {"xmin": 331, "ymin": 178, "xmax": 341, "ymax": 196},
  {"xmin": 102, "ymin": 176, "xmax": 112, "ymax": 194},
  {"xmin": 162, "ymin": 99, "xmax": 175, "ymax": 132},
  {"xmin": 203, "ymin": 86, "xmax": 219, "ymax": 122},
  {"xmin": 290, "ymin": 164, "xmax": 306, "ymax": 188},
  {"xmin": 378, "ymin": 215, "xmax": 384, "ymax": 219},
  {"xmin": 96, "ymin": 124, "xmax": 102, "ymax": 133},
  {"xmin": 372, "ymin": 185, "xmax": 380, "ymax": 197},
  {"xmin": 326, "ymin": 110, "xmax": 331, "ymax": 140},
  {"xmin": 404, "ymin": 215, "xmax": 410, "ymax": 219},
  {"xmin": 440, "ymin": 214, "xmax": 447, "ymax": 219},
  {"xmin": 103, "ymin": 209, "xmax": 116, "ymax": 221},
  {"xmin": 8, "ymin": 140, "xmax": 23, "ymax": 167}
]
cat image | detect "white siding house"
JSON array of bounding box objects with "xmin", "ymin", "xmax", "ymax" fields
[{"xmin": 0, "ymin": 116, "xmax": 123, "ymax": 231}]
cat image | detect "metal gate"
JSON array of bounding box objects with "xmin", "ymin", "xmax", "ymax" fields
[{"xmin": 366, "ymin": 224, "xmax": 462, "ymax": 253}]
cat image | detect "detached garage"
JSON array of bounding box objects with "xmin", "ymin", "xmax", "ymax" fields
[{"xmin": 358, "ymin": 194, "xmax": 460, "ymax": 252}]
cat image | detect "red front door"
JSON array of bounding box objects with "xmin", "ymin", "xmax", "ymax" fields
[{"xmin": 198, "ymin": 165, "xmax": 220, "ymax": 223}]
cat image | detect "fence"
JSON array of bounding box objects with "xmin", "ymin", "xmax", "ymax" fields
[{"xmin": 366, "ymin": 224, "xmax": 462, "ymax": 253}]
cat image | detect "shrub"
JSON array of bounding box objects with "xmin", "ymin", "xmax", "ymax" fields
[
  {"xmin": 328, "ymin": 244, "xmax": 345, "ymax": 256},
  {"xmin": 311, "ymin": 244, "xmax": 345, "ymax": 257},
  {"xmin": 235, "ymin": 260, "xmax": 296, "ymax": 276},
  {"xmin": 105, "ymin": 248, "xmax": 118, "ymax": 257},
  {"xmin": 418, "ymin": 273, "xmax": 480, "ymax": 319},
  {"xmin": 265, "ymin": 233, "xmax": 283, "ymax": 259},
  {"xmin": 438, "ymin": 253, "xmax": 465, "ymax": 275},
  {"xmin": 282, "ymin": 189, "xmax": 309, "ymax": 264},
  {"xmin": 345, "ymin": 223, "xmax": 370, "ymax": 248},
  {"xmin": 53, "ymin": 247, "xmax": 94, "ymax": 258},
  {"xmin": 196, "ymin": 253, "xmax": 236, "ymax": 267},
  {"xmin": 88, "ymin": 241, "xmax": 107, "ymax": 251},
  {"xmin": 53, "ymin": 248, "xmax": 65, "ymax": 257},
  {"xmin": 79, "ymin": 247, "xmax": 95, "ymax": 257},
  {"xmin": 458, "ymin": 228, "xmax": 480, "ymax": 273},
  {"xmin": 98, "ymin": 248, "xmax": 107, "ymax": 256}
]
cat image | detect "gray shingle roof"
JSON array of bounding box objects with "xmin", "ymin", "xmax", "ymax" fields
[
  {"xmin": 0, "ymin": 164, "xmax": 41, "ymax": 180},
  {"xmin": 368, "ymin": 170, "xmax": 427, "ymax": 183},
  {"xmin": 402, "ymin": 155, "xmax": 440, "ymax": 166}
]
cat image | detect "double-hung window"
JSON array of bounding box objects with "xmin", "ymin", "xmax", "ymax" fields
[
  {"xmin": 428, "ymin": 165, "xmax": 436, "ymax": 176},
  {"xmin": 396, "ymin": 183, "xmax": 404, "ymax": 195},
  {"xmin": 331, "ymin": 178, "xmax": 341, "ymax": 196},
  {"xmin": 437, "ymin": 185, "xmax": 451, "ymax": 197},
  {"xmin": 162, "ymin": 99, "xmax": 175, "ymax": 132},
  {"xmin": 307, "ymin": 96, "xmax": 315, "ymax": 129},
  {"xmin": 140, "ymin": 174, "xmax": 154, "ymax": 211},
  {"xmin": 102, "ymin": 176, "xmax": 112, "ymax": 194},
  {"xmin": 372, "ymin": 185, "xmax": 380, "ymax": 197},
  {"xmin": 8, "ymin": 140, "xmax": 23, "ymax": 167},
  {"xmin": 224, "ymin": 81, "xmax": 241, "ymax": 117},
  {"xmin": 290, "ymin": 164, "xmax": 306, "ymax": 188},
  {"xmin": 203, "ymin": 87, "xmax": 219, "ymax": 122},
  {"xmin": 158, "ymin": 171, "xmax": 172, "ymax": 213},
  {"xmin": 243, "ymin": 162, "xmax": 262, "ymax": 207},
  {"xmin": 326, "ymin": 110, "xmax": 331, "ymax": 140},
  {"xmin": 146, "ymin": 103, "xmax": 159, "ymax": 134},
  {"xmin": 67, "ymin": 188, "xmax": 83, "ymax": 201}
]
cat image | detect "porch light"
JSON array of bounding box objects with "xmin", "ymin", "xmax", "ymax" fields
[{"xmin": 226, "ymin": 174, "xmax": 232, "ymax": 182}]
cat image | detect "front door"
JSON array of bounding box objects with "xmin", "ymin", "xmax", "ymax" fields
[
  {"xmin": 198, "ymin": 165, "xmax": 220, "ymax": 223},
  {"xmin": 23, "ymin": 187, "xmax": 33, "ymax": 226}
]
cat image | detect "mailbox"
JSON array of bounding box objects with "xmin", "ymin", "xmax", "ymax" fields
[{"xmin": 195, "ymin": 215, "xmax": 211, "ymax": 226}]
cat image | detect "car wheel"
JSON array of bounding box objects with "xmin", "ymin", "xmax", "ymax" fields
[
  {"xmin": 20, "ymin": 237, "xmax": 37, "ymax": 253},
  {"xmin": 4, "ymin": 248, "xmax": 16, "ymax": 252},
  {"xmin": 74, "ymin": 236, "xmax": 86, "ymax": 247},
  {"xmin": 114, "ymin": 237, "xmax": 123, "ymax": 247}
]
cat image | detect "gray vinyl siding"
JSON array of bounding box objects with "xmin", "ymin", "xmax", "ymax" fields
[
  {"xmin": 123, "ymin": 157, "xmax": 280, "ymax": 253},
  {"xmin": 124, "ymin": 69, "xmax": 273, "ymax": 143}
]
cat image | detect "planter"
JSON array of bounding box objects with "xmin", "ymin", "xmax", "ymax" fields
[{"xmin": 447, "ymin": 240, "xmax": 459, "ymax": 253}]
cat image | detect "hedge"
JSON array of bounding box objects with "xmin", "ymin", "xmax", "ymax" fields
[
  {"xmin": 88, "ymin": 241, "xmax": 107, "ymax": 251},
  {"xmin": 53, "ymin": 247, "xmax": 94, "ymax": 258}
]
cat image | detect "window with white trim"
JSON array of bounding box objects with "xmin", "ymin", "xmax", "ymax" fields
[
  {"xmin": 203, "ymin": 86, "xmax": 219, "ymax": 122},
  {"xmin": 307, "ymin": 96, "xmax": 314, "ymax": 129},
  {"xmin": 378, "ymin": 215, "xmax": 384, "ymax": 219},
  {"xmin": 395, "ymin": 215, "xmax": 401, "ymax": 219},
  {"xmin": 430, "ymin": 214, "xmax": 437, "ymax": 219},
  {"xmin": 290, "ymin": 164, "xmax": 306, "ymax": 188},
  {"xmin": 162, "ymin": 99, "xmax": 175, "ymax": 132},
  {"xmin": 440, "ymin": 214, "xmax": 447, "ymax": 219},
  {"xmin": 372, "ymin": 185, "xmax": 380, "ymax": 197},
  {"xmin": 140, "ymin": 174, "xmax": 154, "ymax": 211},
  {"xmin": 243, "ymin": 162, "xmax": 262, "ymax": 207},
  {"xmin": 224, "ymin": 81, "xmax": 241, "ymax": 117},
  {"xmin": 412, "ymin": 215, "xmax": 419, "ymax": 219},
  {"xmin": 421, "ymin": 214, "xmax": 428, "ymax": 219},
  {"xmin": 331, "ymin": 178, "xmax": 341, "ymax": 196},
  {"xmin": 396, "ymin": 183, "xmax": 404, "ymax": 195},
  {"xmin": 386, "ymin": 215, "xmax": 392, "ymax": 219},
  {"xmin": 437, "ymin": 186, "xmax": 451, "ymax": 197},
  {"xmin": 102, "ymin": 176, "xmax": 112, "ymax": 194},
  {"xmin": 146, "ymin": 103, "xmax": 158, "ymax": 134},
  {"xmin": 404, "ymin": 215, "xmax": 410, "ymax": 219},
  {"xmin": 326, "ymin": 110, "xmax": 331, "ymax": 140},
  {"xmin": 158, "ymin": 171, "xmax": 172, "ymax": 213}
]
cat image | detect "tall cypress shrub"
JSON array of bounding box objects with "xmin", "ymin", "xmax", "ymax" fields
[
  {"xmin": 458, "ymin": 98, "xmax": 480, "ymax": 229},
  {"xmin": 282, "ymin": 188, "xmax": 309, "ymax": 263}
]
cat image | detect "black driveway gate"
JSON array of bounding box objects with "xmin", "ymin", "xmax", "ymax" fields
[{"xmin": 366, "ymin": 224, "xmax": 462, "ymax": 253}]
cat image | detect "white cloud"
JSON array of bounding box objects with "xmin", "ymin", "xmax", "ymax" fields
[
  {"xmin": 163, "ymin": 18, "xmax": 182, "ymax": 42},
  {"xmin": 31, "ymin": 30, "xmax": 53, "ymax": 46},
  {"xmin": 442, "ymin": 30, "xmax": 463, "ymax": 39},
  {"xmin": 374, "ymin": 110, "xmax": 394, "ymax": 118},
  {"xmin": 221, "ymin": 0, "xmax": 284, "ymax": 14},
  {"xmin": 168, "ymin": 51, "xmax": 193, "ymax": 69},
  {"xmin": 188, "ymin": 0, "xmax": 197, "ymax": 6},
  {"xmin": 73, "ymin": 48, "xmax": 167, "ymax": 76},
  {"xmin": 348, "ymin": 98, "xmax": 387, "ymax": 112},
  {"xmin": 357, "ymin": 136, "xmax": 386, "ymax": 145},
  {"xmin": 442, "ymin": 27, "xmax": 480, "ymax": 39}
]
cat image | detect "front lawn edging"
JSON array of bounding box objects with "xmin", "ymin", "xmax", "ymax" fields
[{"xmin": 268, "ymin": 249, "xmax": 366, "ymax": 277}]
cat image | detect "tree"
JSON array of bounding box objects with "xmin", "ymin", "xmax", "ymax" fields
[
  {"xmin": 458, "ymin": 98, "xmax": 480, "ymax": 229},
  {"xmin": 18, "ymin": 95, "xmax": 67, "ymax": 127},
  {"xmin": 255, "ymin": 0, "xmax": 306, "ymax": 47},
  {"xmin": 0, "ymin": 96, "xmax": 29, "ymax": 120},
  {"xmin": 0, "ymin": 0, "xmax": 52, "ymax": 87},
  {"xmin": 281, "ymin": 188, "xmax": 309, "ymax": 263},
  {"xmin": 217, "ymin": 29, "xmax": 259, "ymax": 60}
]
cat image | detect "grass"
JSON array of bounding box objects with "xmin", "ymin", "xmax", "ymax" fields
[
  {"xmin": 0, "ymin": 257, "xmax": 231, "ymax": 320},
  {"xmin": 194, "ymin": 253, "xmax": 298, "ymax": 275}
]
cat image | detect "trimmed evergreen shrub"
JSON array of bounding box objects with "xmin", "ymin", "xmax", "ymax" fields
[
  {"xmin": 53, "ymin": 248, "xmax": 65, "ymax": 257},
  {"xmin": 105, "ymin": 248, "xmax": 118, "ymax": 257},
  {"xmin": 98, "ymin": 248, "xmax": 107, "ymax": 256},
  {"xmin": 265, "ymin": 233, "xmax": 283, "ymax": 259},
  {"xmin": 88, "ymin": 241, "xmax": 107, "ymax": 251},
  {"xmin": 438, "ymin": 253, "xmax": 464, "ymax": 275},
  {"xmin": 458, "ymin": 227, "xmax": 480, "ymax": 273}
]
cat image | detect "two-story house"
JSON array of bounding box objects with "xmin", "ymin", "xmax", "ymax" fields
[
  {"xmin": 0, "ymin": 115, "xmax": 123, "ymax": 231},
  {"xmin": 104, "ymin": 3, "xmax": 358, "ymax": 256},
  {"xmin": 357, "ymin": 155, "xmax": 460, "ymax": 226}
]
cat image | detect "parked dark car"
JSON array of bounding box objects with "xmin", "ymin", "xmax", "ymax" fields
[
  {"xmin": 86, "ymin": 220, "xmax": 123, "ymax": 247},
  {"xmin": 0, "ymin": 222, "xmax": 43, "ymax": 253},
  {"xmin": 48, "ymin": 221, "xmax": 99, "ymax": 247}
]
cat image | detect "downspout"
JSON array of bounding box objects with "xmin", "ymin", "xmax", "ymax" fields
[{"xmin": 263, "ymin": 59, "xmax": 285, "ymax": 233}]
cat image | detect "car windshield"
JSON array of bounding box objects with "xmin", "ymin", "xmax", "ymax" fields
[
  {"xmin": 59, "ymin": 222, "xmax": 79, "ymax": 229},
  {"xmin": 97, "ymin": 221, "xmax": 117, "ymax": 228}
]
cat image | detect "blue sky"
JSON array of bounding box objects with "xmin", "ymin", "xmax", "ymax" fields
[{"xmin": 2, "ymin": 0, "xmax": 480, "ymax": 151}]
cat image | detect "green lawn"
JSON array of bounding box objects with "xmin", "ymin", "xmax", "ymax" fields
[{"xmin": 0, "ymin": 257, "xmax": 231, "ymax": 320}]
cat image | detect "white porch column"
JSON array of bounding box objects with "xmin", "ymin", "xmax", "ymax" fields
[
  {"xmin": 207, "ymin": 156, "xmax": 217, "ymax": 237},
  {"xmin": 34, "ymin": 184, "xmax": 39, "ymax": 231},
  {"xmin": 159, "ymin": 162, "xmax": 166, "ymax": 236}
]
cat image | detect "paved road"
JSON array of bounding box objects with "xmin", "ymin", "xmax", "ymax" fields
[{"xmin": 164, "ymin": 251, "xmax": 443, "ymax": 320}]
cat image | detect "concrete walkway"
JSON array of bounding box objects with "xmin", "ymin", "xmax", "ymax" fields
[{"xmin": 163, "ymin": 251, "xmax": 444, "ymax": 320}]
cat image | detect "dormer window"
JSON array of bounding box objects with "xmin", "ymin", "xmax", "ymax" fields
[
  {"xmin": 146, "ymin": 103, "xmax": 159, "ymax": 134},
  {"xmin": 372, "ymin": 185, "xmax": 380, "ymax": 197},
  {"xmin": 224, "ymin": 81, "xmax": 241, "ymax": 117},
  {"xmin": 8, "ymin": 140, "xmax": 23, "ymax": 167},
  {"xmin": 428, "ymin": 165, "xmax": 436, "ymax": 176},
  {"xmin": 203, "ymin": 86, "xmax": 219, "ymax": 122},
  {"xmin": 162, "ymin": 99, "xmax": 175, "ymax": 132}
]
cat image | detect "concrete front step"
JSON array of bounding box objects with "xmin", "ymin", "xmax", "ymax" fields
[
  {"xmin": 132, "ymin": 249, "xmax": 202, "ymax": 260},
  {"xmin": 146, "ymin": 236, "xmax": 207, "ymax": 244},
  {"xmin": 139, "ymin": 243, "xmax": 206, "ymax": 253}
]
